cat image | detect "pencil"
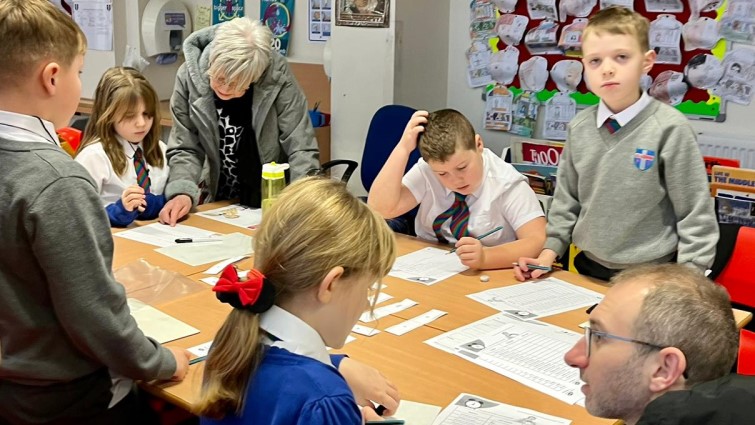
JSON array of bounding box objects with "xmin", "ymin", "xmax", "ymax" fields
[
  {"xmin": 512, "ymin": 262, "xmax": 552, "ymax": 272},
  {"xmin": 189, "ymin": 355, "xmax": 207, "ymax": 365},
  {"xmin": 447, "ymin": 226, "xmax": 505, "ymax": 255}
]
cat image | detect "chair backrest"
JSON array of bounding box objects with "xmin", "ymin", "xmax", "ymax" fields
[
  {"xmin": 360, "ymin": 104, "xmax": 421, "ymax": 193},
  {"xmin": 715, "ymin": 225, "xmax": 755, "ymax": 309},
  {"xmin": 739, "ymin": 329, "xmax": 755, "ymax": 375}
]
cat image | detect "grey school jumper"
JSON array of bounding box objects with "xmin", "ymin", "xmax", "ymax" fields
[
  {"xmin": 544, "ymin": 99, "xmax": 718, "ymax": 270},
  {"xmin": 0, "ymin": 137, "xmax": 175, "ymax": 416}
]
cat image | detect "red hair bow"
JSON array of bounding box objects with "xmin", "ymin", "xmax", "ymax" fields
[{"xmin": 212, "ymin": 264, "xmax": 267, "ymax": 307}]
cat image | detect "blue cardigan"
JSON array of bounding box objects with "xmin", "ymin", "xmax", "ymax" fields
[{"xmin": 201, "ymin": 348, "xmax": 360, "ymax": 425}]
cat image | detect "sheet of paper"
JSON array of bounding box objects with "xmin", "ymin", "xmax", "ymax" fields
[
  {"xmin": 385, "ymin": 309, "xmax": 448, "ymax": 336},
  {"xmin": 188, "ymin": 341, "xmax": 213, "ymax": 357},
  {"xmin": 196, "ymin": 204, "xmax": 263, "ymax": 229},
  {"xmin": 373, "ymin": 292, "xmax": 393, "ymax": 305},
  {"xmin": 431, "ymin": 393, "xmax": 571, "ymax": 425},
  {"xmin": 114, "ymin": 223, "xmax": 220, "ymax": 248},
  {"xmin": 388, "ymin": 400, "xmax": 442, "ymax": 425},
  {"xmin": 467, "ymin": 277, "xmax": 603, "ymax": 320},
  {"xmin": 155, "ymin": 233, "xmax": 253, "ymax": 266},
  {"xmin": 360, "ymin": 299, "xmax": 418, "ymax": 323},
  {"xmin": 345, "ymin": 335, "xmax": 356, "ymax": 345},
  {"xmin": 127, "ymin": 299, "xmax": 199, "ymax": 344},
  {"xmin": 72, "ymin": 0, "xmax": 113, "ymax": 51},
  {"xmin": 389, "ymin": 247, "xmax": 469, "ymax": 285},
  {"xmin": 204, "ymin": 255, "xmax": 249, "ymax": 275},
  {"xmin": 352, "ymin": 324, "xmax": 380, "ymax": 336},
  {"xmin": 200, "ymin": 277, "xmax": 219, "ymax": 286},
  {"xmin": 425, "ymin": 314, "xmax": 583, "ymax": 404}
]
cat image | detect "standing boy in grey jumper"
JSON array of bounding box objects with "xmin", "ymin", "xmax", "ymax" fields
[
  {"xmin": 515, "ymin": 7, "xmax": 717, "ymax": 281},
  {"xmin": 0, "ymin": 1, "xmax": 189, "ymax": 423}
]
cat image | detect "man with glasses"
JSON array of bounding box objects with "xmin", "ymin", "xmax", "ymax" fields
[
  {"xmin": 565, "ymin": 263, "xmax": 755, "ymax": 425},
  {"xmin": 160, "ymin": 17, "xmax": 320, "ymax": 226}
]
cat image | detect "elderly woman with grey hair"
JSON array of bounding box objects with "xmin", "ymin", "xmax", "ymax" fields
[{"xmin": 160, "ymin": 17, "xmax": 320, "ymax": 225}]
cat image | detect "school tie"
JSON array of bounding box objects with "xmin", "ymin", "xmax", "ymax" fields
[
  {"xmin": 432, "ymin": 192, "xmax": 470, "ymax": 243},
  {"xmin": 603, "ymin": 117, "xmax": 621, "ymax": 134},
  {"xmin": 133, "ymin": 147, "xmax": 151, "ymax": 193}
]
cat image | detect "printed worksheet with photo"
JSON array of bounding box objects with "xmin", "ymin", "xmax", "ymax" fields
[
  {"xmin": 431, "ymin": 393, "xmax": 571, "ymax": 425},
  {"xmin": 388, "ymin": 247, "xmax": 469, "ymax": 285}
]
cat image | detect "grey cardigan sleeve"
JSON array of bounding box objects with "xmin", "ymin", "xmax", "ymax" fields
[
  {"xmin": 165, "ymin": 65, "xmax": 204, "ymax": 204},
  {"xmin": 275, "ymin": 67, "xmax": 320, "ymax": 181},
  {"xmin": 27, "ymin": 176, "xmax": 176, "ymax": 381}
]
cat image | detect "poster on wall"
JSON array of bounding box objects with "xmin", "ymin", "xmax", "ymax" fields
[
  {"xmin": 335, "ymin": 0, "xmax": 390, "ymax": 28},
  {"xmin": 309, "ymin": 0, "xmax": 333, "ymax": 41},
  {"xmin": 72, "ymin": 0, "xmax": 113, "ymax": 51},
  {"xmin": 261, "ymin": 0, "xmax": 295, "ymax": 56},
  {"xmin": 212, "ymin": 0, "xmax": 244, "ymax": 24}
]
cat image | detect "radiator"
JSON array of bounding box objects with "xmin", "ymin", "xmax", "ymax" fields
[{"xmin": 697, "ymin": 133, "xmax": 755, "ymax": 170}]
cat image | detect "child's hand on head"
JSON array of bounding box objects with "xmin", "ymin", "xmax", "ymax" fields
[
  {"xmin": 398, "ymin": 110, "xmax": 428, "ymax": 152},
  {"xmin": 121, "ymin": 185, "xmax": 145, "ymax": 212},
  {"xmin": 338, "ymin": 357, "xmax": 400, "ymax": 416},
  {"xmin": 455, "ymin": 237, "xmax": 485, "ymax": 269}
]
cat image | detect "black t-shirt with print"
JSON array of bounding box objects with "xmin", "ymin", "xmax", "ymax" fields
[{"xmin": 214, "ymin": 86, "xmax": 262, "ymax": 207}]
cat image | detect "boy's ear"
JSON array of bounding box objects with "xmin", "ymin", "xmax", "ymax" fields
[
  {"xmin": 642, "ymin": 50, "xmax": 656, "ymax": 75},
  {"xmin": 41, "ymin": 62, "xmax": 62, "ymax": 95},
  {"xmin": 316, "ymin": 266, "xmax": 345, "ymax": 304},
  {"xmin": 475, "ymin": 134, "xmax": 484, "ymax": 152}
]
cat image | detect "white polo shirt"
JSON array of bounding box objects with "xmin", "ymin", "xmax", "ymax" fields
[
  {"xmin": 75, "ymin": 136, "xmax": 170, "ymax": 206},
  {"xmin": 403, "ymin": 148, "xmax": 544, "ymax": 246}
]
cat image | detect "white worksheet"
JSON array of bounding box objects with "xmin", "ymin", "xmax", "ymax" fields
[
  {"xmin": 467, "ymin": 277, "xmax": 603, "ymax": 320},
  {"xmin": 114, "ymin": 223, "xmax": 220, "ymax": 247},
  {"xmin": 156, "ymin": 233, "xmax": 253, "ymax": 266},
  {"xmin": 425, "ymin": 314, "xmax": 583, "ymax": 404},
  {"xmin": 389, "ymin": 247, "xmax": 469, "ymax": 285},
  {"xmin": 127, "ymin": 299, "xmax": 199, "ymax": 343},
  {"xmin": 197, "ymin": 204, "xmax": 263, "ymax": 229},
  {"xmin": 431, "ymin": 393, "xmax": 571, "ymax": 425}
]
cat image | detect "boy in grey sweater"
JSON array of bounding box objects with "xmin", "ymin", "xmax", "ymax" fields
[
  {"xmin": 0, "ymin": 2, "xmax": 189, "ymax": 423},
  {"xmin": 515, "ymin": 7, "xmax": 717, "ymax": 281}
]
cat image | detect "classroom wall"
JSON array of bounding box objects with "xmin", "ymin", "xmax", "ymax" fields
[
  {"xmin": 81, "ymin": 0, "xmax": 327, "ymax": 100},
  {"xmin": 445, "ymin": 0, "xmax": 755, "ymax": 155}
]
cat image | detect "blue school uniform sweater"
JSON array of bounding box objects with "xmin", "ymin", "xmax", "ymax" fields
[{"xmin": 201, "ymin": 348, "xmax": 360, "ymax": 425}]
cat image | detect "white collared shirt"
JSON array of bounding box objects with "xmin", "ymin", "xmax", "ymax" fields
[
  {"xmin": 260, "ymin": 305, "xmax": 334, "ymax": 368},
  {"xmin": 0, "ymin": 110, "xmax": 59, "ymax": 146},
  {"xmin": 596, "ymin": 91, "xmax": 653, "ymax": 128},
  {"xmin": 75, "ymin": 136, "xmax": 169, "ymax": 206},
  {"xmin": 403, "ymin": 148, "xmax": 544, "ymax": 245}
]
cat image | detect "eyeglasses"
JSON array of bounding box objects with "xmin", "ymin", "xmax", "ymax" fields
[{"xmin": 583, "ymin": 325, "xmax": 665, "ymax": 358}]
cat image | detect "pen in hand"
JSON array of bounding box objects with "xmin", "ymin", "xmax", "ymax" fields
[
  {"xmin": 189, "ymin": 355, "xmax": 207, "ymax": 365},
  {"xmin": 512, "ymin": 262, "xmax": 553, "ymax": 272},
  {"xmin": 447, "ymin": 226, "xmax": 505, "ymax": 255}
]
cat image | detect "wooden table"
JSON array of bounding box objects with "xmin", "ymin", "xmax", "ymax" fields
[{"xmin": 117, "ymin": 211, "xmax": 750, "ymax": 424}]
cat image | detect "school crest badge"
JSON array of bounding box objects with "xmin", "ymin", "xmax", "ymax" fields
[{"xmin": 634, "ymin": 149, "xmax": 656, "ymax": 171}]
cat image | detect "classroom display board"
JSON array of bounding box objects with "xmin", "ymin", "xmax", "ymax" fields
[{"xmin": 466, "ymin": 0, "xmax": 755, "ymax": 138}]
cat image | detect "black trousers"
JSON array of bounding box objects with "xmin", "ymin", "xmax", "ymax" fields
[
  {"xmin": 0, "ymin": 368, "xmax": 159, "ymax": 425},
  {"xmin": 573, "ymin": 251, "xmax": 678, "ymax": 282}
]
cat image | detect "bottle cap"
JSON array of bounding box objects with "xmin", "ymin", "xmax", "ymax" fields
[{"xmin": 262, "ymin": 162, "xmax": 290, "ymax": 179}]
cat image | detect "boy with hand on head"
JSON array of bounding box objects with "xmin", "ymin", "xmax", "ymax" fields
[
  {"xmin": 515, "ymin": 7, "xmax": 717, "ymax": 282},
  {"xmin": 0, "ymin": 1, "xmax": 189, "ymax": 423},
  {"xmin": 368, "ymin": 109, "xmax": 546, "ymax": 270}
]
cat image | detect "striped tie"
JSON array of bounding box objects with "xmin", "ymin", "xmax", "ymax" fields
[
  {"xmin": 603, "ymin": 117, "xmax": 621, "ymax": 134},
  {"xmin": 133, "ymin": 147, "xmax": 151, "ymax": 193},
  {"xmin": 432, "ymin": 192, "xmax": 470, "ymax": 243}
]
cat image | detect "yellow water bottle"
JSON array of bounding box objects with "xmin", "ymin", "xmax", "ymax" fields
[{"xmin": 261, "ymin": 162, "xmax": 290, "ymax": 216}]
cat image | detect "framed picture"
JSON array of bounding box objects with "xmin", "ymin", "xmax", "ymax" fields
[{"xmin": 335, "ymin": 0, "xmax": 390, "ymax": 28}]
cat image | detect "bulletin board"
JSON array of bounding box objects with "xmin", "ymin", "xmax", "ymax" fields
[{"xmin": 466, "ymin": 0, "xmax": 753, "ymax": 132}]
